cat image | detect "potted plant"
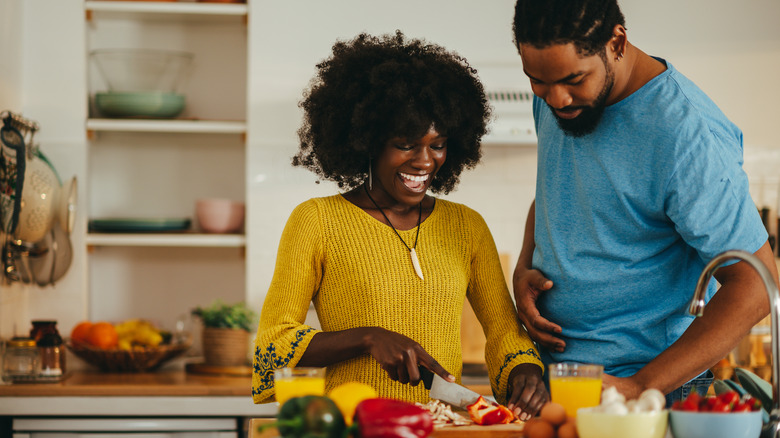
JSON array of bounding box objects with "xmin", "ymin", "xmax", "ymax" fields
[{"xmin": 192, "ymin": 300, "xmax": 257, "ymax": 367}]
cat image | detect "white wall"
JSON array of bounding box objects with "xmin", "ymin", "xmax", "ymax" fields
[
  {"xmin": 2, "ymin": 0, "xmax": 778, "ymax": 343},
  {"xmin": 0, "ymin": 0, "xmax": 88, "ymax": 339},
  {"xmin": 246, "ymin": 0, "xmax": 780, "ymax": 311}
]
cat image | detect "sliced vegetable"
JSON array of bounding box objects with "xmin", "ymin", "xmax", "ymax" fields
[{"xmin": 466, "ymin": 396, "xmax": 515, "ymax": 425}]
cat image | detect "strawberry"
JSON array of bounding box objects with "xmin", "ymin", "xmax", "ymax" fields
[
  {"xmin": 679, "ymin": 392, "xmax": 701, "ymax": 411},
  {"xmin": 717, "ymin": 391, "xmax": 739, "ymax": 408}
]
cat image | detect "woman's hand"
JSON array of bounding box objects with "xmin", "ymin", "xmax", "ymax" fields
[
  {"xmin": 513, "ymin": 267, "xmax": 564, "ymax": 352},
  {"xmin": 506, "ymin": 363, "xmax": 549, "ymax": 420},
  {"xmin": 364, "ymin": 327, "xmax": 454, "ymax": 385}
]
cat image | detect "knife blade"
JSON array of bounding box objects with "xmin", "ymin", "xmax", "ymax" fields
[{"xmin": 419, "ymin": 367, "xmax": 497, "ymax": 409}]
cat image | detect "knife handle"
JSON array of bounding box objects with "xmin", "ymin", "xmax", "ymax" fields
[{"xmin": 419, "ymin": 366, "xmax": 434, "ymax": 390}]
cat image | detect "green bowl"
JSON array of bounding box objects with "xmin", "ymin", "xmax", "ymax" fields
[{"xmin": 95, "ymin": 91, "xmax": 185, "ymax": 118}]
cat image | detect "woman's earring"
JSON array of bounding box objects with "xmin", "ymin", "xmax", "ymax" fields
[{"xmin": 368, "ymin": 158, "xmax": 373, "ymax": 191}]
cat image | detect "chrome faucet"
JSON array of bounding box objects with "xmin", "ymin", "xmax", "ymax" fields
[{"xmin": 690, "ymin": 250, "xmax": 780, "ymax": 438}]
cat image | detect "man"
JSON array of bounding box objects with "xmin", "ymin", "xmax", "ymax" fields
[{"xmin": 511, "ymin": 0, "xmax": 777, "ymax": 404}]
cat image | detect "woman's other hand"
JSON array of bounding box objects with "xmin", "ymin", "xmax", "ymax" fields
[
  {"xmin": 506, "ymin": 363, "xmax": 549, "ymax": 420},
  {"xmin": 364, "ymin": 327, "xmax": 454, "ymax": 385},
  {"xmin": 513, "ymin": 267, "xmax": 564, "ymax": 352}
]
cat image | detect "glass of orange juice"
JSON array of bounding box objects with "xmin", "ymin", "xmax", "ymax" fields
[
  {"xmin": 273, "ymin": 367, "xmax": 326, "ymax": 406},
  {"xmin": 549, "ymin": 362, "xmax": 603, "ymax": 417}
]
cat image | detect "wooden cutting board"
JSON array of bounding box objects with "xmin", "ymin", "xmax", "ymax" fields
[
  {"xmin": 249, "ymin": 418, "xmax": 525, "ymax": 438},
  {"xmin": 431, "ymin": 423, "xmax": 525, "ymax": 437}
]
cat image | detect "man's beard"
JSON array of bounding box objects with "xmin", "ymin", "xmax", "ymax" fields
[{"xmin": 550, "ymin": 66, "xmax": 615, "ymax": 137}]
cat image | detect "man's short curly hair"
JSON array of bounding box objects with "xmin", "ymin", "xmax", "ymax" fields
[
  {"xmin": 512, "ymin": 0, "xmax": 625, "ymax": 56},
  {"xmin": 293, "ymin": 31, "xmax": 490, "ymax": 194}
]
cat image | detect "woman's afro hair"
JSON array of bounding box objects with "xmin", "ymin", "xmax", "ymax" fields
[{"xmin": 293, "ymin": 31, "xmax": 490, "ymax": 194}]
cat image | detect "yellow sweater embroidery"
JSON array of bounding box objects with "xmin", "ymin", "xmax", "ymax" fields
[{"xmin": 252, "ymin": 195, "xmax": 542, "ymax": 405}]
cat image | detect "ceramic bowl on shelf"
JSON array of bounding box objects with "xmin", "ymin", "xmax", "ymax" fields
[
  {"xmin": 91, "ymin": 49, "xmax": 193, "ymax": 93},
  {"xmin": 95, "ymin": 91, "xmax": 185, "ymax": 118},
  {"xmin": 195, "ymin": 199, "xmax": 245, "ymax": 234},
  {"xmin": 90, "ymin": 49, "xmax": 192, "ymax": 118}
]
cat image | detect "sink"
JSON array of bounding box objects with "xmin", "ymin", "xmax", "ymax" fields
[{"xmin": 690, "ymin": 250, "xmax": 780, "ymax": 438}]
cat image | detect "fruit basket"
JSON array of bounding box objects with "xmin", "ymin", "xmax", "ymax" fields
[{"xmin": 67, "ymin": 340, "xmax": 191, "ymax": 372}]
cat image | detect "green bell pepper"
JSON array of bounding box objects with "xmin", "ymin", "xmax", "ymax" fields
[{"xmin": 261, "ymin": 395, "xmax": 347, "ymax": 438}]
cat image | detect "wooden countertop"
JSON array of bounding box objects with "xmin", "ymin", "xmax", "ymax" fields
[
  {"xmin": 0, "ymin": 370, "xmax": 490, "ymax": 398},
  {"xmin": 0, "ymin": 370, "xmax": 491, "ymax": 418},
  {"xmin": 0, "ymin": 370, "xmax": 251, "ymax": 397}
]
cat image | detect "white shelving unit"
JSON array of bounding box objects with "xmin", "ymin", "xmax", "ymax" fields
[{"xmin": 83, "ymin": 0, "xmax": 249, "ymax": 331}]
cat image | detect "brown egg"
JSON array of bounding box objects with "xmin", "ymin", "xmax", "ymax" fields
[
  {"xmin": 557, "ymin": 422, "xmax": 579, "ymax": 438},
  {"xmin": 525, "ymin": 419, "xmax": 555, "ymax": 438},
  {"xmin": 522, "ymin": 418, "xmax": 541, "ymax": 436},
  {"xmin": 540, "ymin": 402, "xmax": 567, "ymax": 427}
]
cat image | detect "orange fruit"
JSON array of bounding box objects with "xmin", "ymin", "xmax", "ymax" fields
[
  {"xmin": 87, "ymin": 321, "xmax": 118, "ymax": 349},
  {"xmin": 70, "ymin": 321, "xmax": 93, "ymax": 345}
]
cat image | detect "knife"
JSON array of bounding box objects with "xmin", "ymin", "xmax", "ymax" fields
[{"xmin": 419, "ymin": 367, "xmax": 497, "ymax": 409}]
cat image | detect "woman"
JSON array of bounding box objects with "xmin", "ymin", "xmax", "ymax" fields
[{"xmin": 252, "ymin": 31, "xmax": 547, "ymax": 419}]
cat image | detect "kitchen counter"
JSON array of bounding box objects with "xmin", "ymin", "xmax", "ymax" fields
[
  {"xmin": 0, "ymin": 370, "xmax": 492, "ymax": 417},
  {"xmin": 0, "ymin": 370, "xmax": 271, "ymax": 416}
]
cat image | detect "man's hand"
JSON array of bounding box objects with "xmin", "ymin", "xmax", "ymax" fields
[
  {"xmin": 601, "ymin": 374, "xmax": 645, "ymax": 402},
  {"xmin": 513, "ymin": 268, "xmax": 564, "ymax": 352}
]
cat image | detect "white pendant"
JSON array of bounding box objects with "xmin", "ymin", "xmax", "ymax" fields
[{"xmin": 410, "ymin": 248, "xmax": 424, "ymax": 280}]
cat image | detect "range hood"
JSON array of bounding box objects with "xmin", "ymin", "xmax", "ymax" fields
[
  {"xmin": 483, "ymin": 89, "xmax": 536, "ymax": 146},
  {"xmin": 477, "ymin": 64, "xmax": 536, "ymax": 146}
]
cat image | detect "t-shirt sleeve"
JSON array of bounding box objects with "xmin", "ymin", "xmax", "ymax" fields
[
  {"xmin": 251, "ymin": 201, "xmax": 323, "ymax": 404},
  {"xmin": 466, "ymin": 210, "xmax": 543, "ymax": 405},
  {"xmin": 665, "ymin": 125, "xmax": 767, "ymax": 262}
]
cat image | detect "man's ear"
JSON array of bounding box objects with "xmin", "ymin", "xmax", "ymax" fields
[{"xmin": 610, "ymin": 24, "xmax": 628, "ymax": 61}]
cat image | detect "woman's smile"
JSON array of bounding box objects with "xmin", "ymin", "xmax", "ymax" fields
[{"xmin": 399, "ymin": 172, "xmax": 430, "ymax": 192}]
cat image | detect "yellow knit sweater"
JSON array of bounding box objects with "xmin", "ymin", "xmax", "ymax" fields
[{"xmin": 252, "ymin": 195, "xmax": 542, "ymax": 405}]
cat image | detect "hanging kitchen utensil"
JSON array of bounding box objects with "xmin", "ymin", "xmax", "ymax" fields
[
  {"xmin": 29, "ymin": 229, "xmax": 54, "ymax": 287},
  {"xmin": 57, "ymin": 176, "xmax": 77, "ymax": 234},
  {"xmin": 0, "ymin": 111, "xmax": 35, "ymax": 238},
  {"xmin": 1, "ymin": 111, "xmax": 37, "ymax": 283},
  {"xmin": 49, "ymin": 222, "xmax": 72, "ymax": 285},
  {"xmin": 16, "ymin": 151, "xmax": 61, "ymax": 243}
]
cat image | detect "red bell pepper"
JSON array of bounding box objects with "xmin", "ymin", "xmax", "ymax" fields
[
  {"xmin": 466, "ymin": 396, "xmax": 515, "ymax": 425},
  {"xmin": 351, "ymin": 398, "xmax": 433, "ymax": 438}
]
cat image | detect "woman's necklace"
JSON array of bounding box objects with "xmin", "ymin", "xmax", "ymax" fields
[{"xmin": 364, "ymin": 185, "xmax": 426, "ymax": 280}]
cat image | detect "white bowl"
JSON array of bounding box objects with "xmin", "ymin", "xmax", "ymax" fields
[
  {"xmin": 576, "ymin": 408, "xmax": 668, "ymax": 438},
  {"xmin": 195, "ymin": 199, "xmax": 244, "ymax": 233}
]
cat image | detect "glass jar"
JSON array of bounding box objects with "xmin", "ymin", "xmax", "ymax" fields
[
  {"xmin": 30, "ymin": 320, "xmax": 65, "ymax": 378},
  {"xmin": 38, "ymin": 333, "xmax": 64, "ymax": 378},
  {"xmin": 2, "ymin": 337, "xmax": 40, "ymax": 383},
  {"xmin": 30, "ymin": 320, "xmax": 61, "ymax": 343}
]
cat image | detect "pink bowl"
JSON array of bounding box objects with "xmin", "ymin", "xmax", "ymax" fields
[{"xmin": 195, "ymin": 199, "xmax": 245, "ymax": 233}]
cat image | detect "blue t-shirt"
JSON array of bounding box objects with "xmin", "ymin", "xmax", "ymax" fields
[{"xmin": 532, "ymin": 59, "xmax": 767, "ymax": 377}]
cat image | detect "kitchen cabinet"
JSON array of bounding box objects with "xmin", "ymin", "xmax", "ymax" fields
[{"xmin": 82, "ymin": 1, "xmax": 249, "ymax": 341}]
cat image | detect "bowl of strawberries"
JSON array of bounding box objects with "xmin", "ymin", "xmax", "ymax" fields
[{"xmin": 669, "ymin": 390, "xmax": 763, "ymax": 438}]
